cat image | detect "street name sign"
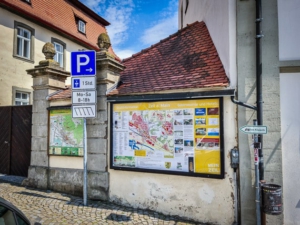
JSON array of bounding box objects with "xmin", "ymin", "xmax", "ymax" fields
[
  {"xmin": 72, "ymin": 77, "xmax": 96, "ymax": 90},
  {"xmin": 72, "ymin": 105, "xmax": 96, "ymax": 118},
  {"xmin": 240, "ymin": 125, "xmax": 268, "ymax": 134},
  {"xmin": 71, "ymin": 51, "xmax": 96, "ymax": 76},
  {"xmin": 72, "ymin": 90, "xmax": 96, "ymax": 104}
]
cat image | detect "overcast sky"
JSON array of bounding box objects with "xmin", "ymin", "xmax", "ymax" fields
[{"xmin": 80, "ymin": 0, "xmax": 179, "ymax": 59}]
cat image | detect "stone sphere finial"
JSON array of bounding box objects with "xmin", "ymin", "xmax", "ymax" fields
[
  {"xmin": 97, "ymin": 33, "xmax": 111, "ymax": 51},
  {"xmin": 42, "ymin": 42, "xmax": 56, "ymax": 60}
]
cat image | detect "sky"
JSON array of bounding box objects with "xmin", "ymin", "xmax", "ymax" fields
[{"xmin": 80, "ymin": 0, "xmax": 179, "ymax": 59}]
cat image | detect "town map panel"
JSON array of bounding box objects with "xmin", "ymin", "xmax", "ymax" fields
[
  {"xmin": 112, "ymin": 99, "xmax": 222, "ymax": 175},
  {"xmin": 49, "ymin": 109, "xmax": 84, "ymax": 156}
]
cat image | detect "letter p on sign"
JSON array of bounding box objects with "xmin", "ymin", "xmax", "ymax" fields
[
  {"xmin": 77, "ymin": 54, "xmax": 90, "ymax": 73},
  {"xmin": 71, "ymin": 50, "xmax": 96, "ymax": 76}
]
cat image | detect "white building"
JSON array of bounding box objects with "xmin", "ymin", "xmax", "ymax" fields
[{"xmin": 179, "ymin": 0, "xmax": 300, "ymax": 224}]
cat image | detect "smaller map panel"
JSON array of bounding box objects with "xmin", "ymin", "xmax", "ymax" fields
[
  {"xmin": 49, "ymin": 109, "xmax": 84, "ymax": 156},
  {"xmin": 111, "ymin": 98, "xmax": 223, "ymax": 177}
]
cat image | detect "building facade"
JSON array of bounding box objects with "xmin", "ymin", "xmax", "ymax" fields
[
  {"xmin": 0, "ymin": 0, "xmax": 117, "ymax": 106},
  {"xmin": 180, "ymin": 0, "xmax": 300, "ymax": 224}
]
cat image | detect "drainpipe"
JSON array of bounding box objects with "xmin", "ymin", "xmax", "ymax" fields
[
  {"xmin": 256, "ymin": 0, "xmax": 264, "ymax": 182},
  {"xmin": 256, "ymin": 0, "xmax": 265, "ymax": 224}
]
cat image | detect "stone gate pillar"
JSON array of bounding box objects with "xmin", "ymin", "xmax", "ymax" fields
[
  {"xmin": 86, "ymin": 33, "xmax": 125, "ymax": 199},
  {"xmin": 24, "ymin": 43, "xmax": 70, "ymax": 189}
]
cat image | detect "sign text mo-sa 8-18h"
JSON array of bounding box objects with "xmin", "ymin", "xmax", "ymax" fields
[{"xmin": 71, "ymin": 50, "xmax": 96, "ymax": 118}]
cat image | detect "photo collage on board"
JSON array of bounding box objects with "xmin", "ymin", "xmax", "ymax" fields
[{"xmin": 194, "ymin": 107, "xmax": 220, "ymax": 151}]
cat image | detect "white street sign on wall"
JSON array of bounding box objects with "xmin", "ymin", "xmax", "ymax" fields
[
  {"xmin": 72, "ymin": 91, "xmax": 96, "ymax": 104},
  {"xmin": 240, "ymin": 125, "xmax": 268, "ymax": 134},
  {"xmin": 72, "ymin": 105, "xmax": 96, "ymax": 118}
]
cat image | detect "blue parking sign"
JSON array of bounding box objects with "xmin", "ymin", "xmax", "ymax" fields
[{"xmin": 71, "ymin": 51, "xmax": 96, "ymax": 76}]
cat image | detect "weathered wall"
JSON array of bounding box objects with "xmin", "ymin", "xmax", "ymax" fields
[
  {"xmin": 178, "ymin": 0, "xmax": 236, "ymax": 87},
  {"xmin": 0, "ymin": 8, "xmax": 85, "ymax": 106},
  {"xmin": 237, "ymin": 0, "xmax": 283, "ymax": 224},
  {"xmin": 280, "ymin": 72, "xmax": 300, "ymax": 224},
  {"xmin": 108, "ymin": 97, "xmax": 237, "ymax": 224}
]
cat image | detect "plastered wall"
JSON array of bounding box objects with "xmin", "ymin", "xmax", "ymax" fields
[
  {"xmin": 280, "ymin": 72, "xmax": 300, "ymax": 224},
  {"xmin": 237, "ymin": 0, "xmax": 283, "ymax": 224},
  {"xmin": 108, "ymin": 97, "xmax": 237, "ymax": 224}
]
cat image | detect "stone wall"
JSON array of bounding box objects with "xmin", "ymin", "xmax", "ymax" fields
[
  {"xmin": 23, "ymin": 43, "xmax": 124, "ymax": 202},
  {"xmin": 237, "ymin": 1, "xmax": 283, "ymax": 224}
]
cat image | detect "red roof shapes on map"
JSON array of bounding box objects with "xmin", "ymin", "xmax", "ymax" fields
[{"xmin": 107, "ymin": 21, "xmax": 230, "ymax": 96}]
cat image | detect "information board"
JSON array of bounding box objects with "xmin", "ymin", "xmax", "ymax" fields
[
  {"xmin": 49, "ymin": 109, "xmax": 84, "ymax": 156},
  {"xmin": 110, "ymin": 98, "xmax": 224, "ymax": 178}
]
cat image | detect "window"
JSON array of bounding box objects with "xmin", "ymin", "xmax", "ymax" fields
[
  {"xmin": 78, "ymin": 20, "xmax": 86, "ymax": 33},
  {"xmin": 12, "ymin": 87, "xmax": 32, "ymax": 106},
  {"xmin": 13, "ymin": 21, "xmax": 35, "ymax": 62},
  {"xmin": 15, "ymin": 91, "xmax": 29, "ymax": 105},
  {"xmin": 17, "ymin": 27, "xmax": 31, "ymax": 59},
  {"xmin": 51, "ymin": 38, "xmax": 66, "ymax": 68},
  {"xmin": 54, "ymin": 42, "xmax": 63, "ymax": 67}
]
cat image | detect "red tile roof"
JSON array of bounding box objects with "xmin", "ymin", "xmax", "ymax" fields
[
  {"xmin": 108, "ymin": 21, "xmax": 229, "ymax": 96},
  {"xmin": 0, "ymin": 0, "xmax": 120, "ymax": 61},
  {"xmin": 47, "ymin": 86, "xmax": 71, "ymax": 101},
  {"xmin": 47, "ymin": 21, "xmax": 230, "ymax": 101}
]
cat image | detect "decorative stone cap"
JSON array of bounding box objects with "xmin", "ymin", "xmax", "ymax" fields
[
  {"xmin": 38, "ymin": 42, "xmax": 60, "ymax": 67},
  {"xmin": 97, "ymin": 33, "xmax": 111, "ymax": 51}
]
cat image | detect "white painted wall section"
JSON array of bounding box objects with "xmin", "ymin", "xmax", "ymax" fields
[
  {"xmin": 280, "ymin": 73, "xmax": 300, "ymax": 224},
  {"xmin": 278, "ymin": 0, "xmax": 300, "ymax": 61}
]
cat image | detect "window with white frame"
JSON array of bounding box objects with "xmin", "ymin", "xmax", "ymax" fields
[
  {"xmin": 15, "ymin": 91, "xmax": 30, "ymax": 105},
  {"xmin": 51, "ymin": 38, "xmax": 66, "ymax": 69},
  {"xmin": 53, "ymin": 42, "xmax": 63, "ymax": 67},
  {"xmin": 78, "ymin": 20, "xmax": 86, "ymax": 33},
  {"xmin": 14, "ymin": 21, "xmax": 34, "ymax": 62},
  {"xmin": 17, "ymin": 27, "xmax": 31, "ymax": 59}
]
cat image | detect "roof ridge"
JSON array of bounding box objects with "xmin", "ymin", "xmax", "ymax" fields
[{"xmin": 122, "ymin": 21, "xmax": 203, "ymax": 62}]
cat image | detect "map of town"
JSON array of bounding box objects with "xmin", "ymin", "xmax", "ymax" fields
[
  {"xmin": 49, "ymin": 110, "xmax": 83, "ymax": 148},
  {"xmin": 128, "ymin": 110, "xmax": 174, "ymax": 157}
]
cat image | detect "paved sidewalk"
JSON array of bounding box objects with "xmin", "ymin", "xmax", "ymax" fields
[{"xmin": 0, "ymin": 177, "xmax": 207, "ymax": 225}]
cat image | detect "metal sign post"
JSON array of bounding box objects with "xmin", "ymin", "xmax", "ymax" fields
[
  {"xmin": 71, "ymin": 50, "xmax": 97, "ymax": 206},
  {"xmin": 83, "ymin": 118, "xmax": 87, "ymax": 206},
  {"xmin": 253, "ymin": 120, "xmax": 261, "ymax": 225}
]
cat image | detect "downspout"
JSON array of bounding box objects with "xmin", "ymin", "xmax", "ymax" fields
[
  {"xmin": 232, "ymin": 0, "xmax": 264, "ymax": 181},
  {"xmin": 256, "ymin": 0, "xmax": 264, "ymax": 181}
]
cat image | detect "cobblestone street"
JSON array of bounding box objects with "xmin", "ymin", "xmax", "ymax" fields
[{"xmin": 0, "ymin": 176, "xmax": 204, "ymax": 225}]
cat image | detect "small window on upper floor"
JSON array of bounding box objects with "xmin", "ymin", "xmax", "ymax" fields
[
  {"xmin": 13, "ymin": 21, "xmax": 35, "ymax": 63},
  {"xmin": 51, "ymin": 38, "xmax": 66, "ymax": 68},
  {"xmin": 54, "ymin": 42, "xmax": 63, "ymax": 67},
  {"xmin": 17, "ymin": 27, "xmax": 31, "ymax": 59},
  {"xmin": 78, "ymin": 20, "xmax": 86, "ymax": 34}
]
